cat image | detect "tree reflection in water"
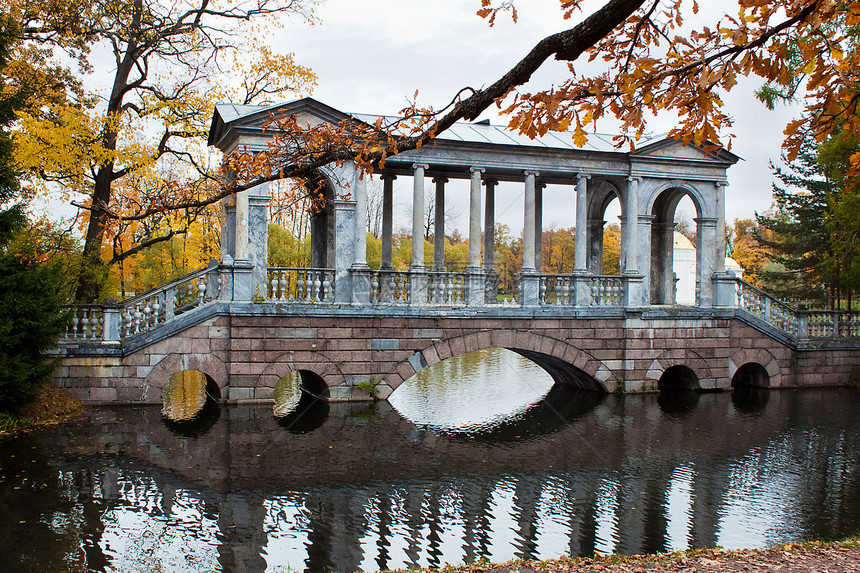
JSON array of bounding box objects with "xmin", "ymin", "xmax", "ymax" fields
[{"xmin": 1, "ymin": 352, "xmax": 859, "ymax": 573}]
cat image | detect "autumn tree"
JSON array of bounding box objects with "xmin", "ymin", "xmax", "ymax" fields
[
  {"xmin": 198, "ymin": 0, "xmax": 860, "ymax": 214},
  {"xmin": 728, "ymin": 218, "xmax": 770, "ymax": 286},
  {"xmin": 10, "ymin": 0, "xmax": 859, "ymax": 305},
  {"xmin": 7, "ymin": 0, "xmax": 316, "ymax": 301}
]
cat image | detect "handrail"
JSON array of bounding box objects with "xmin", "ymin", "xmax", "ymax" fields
[{"xmin": 122, "ymin": 265, "xmax": 215, "ymax": 306}]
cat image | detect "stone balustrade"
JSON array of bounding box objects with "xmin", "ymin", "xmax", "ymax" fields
[
  {"xmin": 267, "ymin": 268, "xmax": 334, "ymax": 303},
  {"xmin": 735, "ymin": 278, "xmax": 860, "ymax": 341},
  {"xmin": 63, "ymin": 265, "xmax": 220, "ymax": 343},
  {"xmin": 60, "ymin": 267, "xmax": 860, "ymax": 348}
]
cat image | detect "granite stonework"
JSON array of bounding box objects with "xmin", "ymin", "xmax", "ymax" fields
[
  {"xmin": 52, "ymin": 99, "xmax": 860, "ymax": 405},
  {"xmin": 53, "ymin": 304, "xmax": 860, "ymax": 405}
]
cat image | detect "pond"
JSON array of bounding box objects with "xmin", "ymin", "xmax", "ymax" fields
[{"xmin": 2, "ymin": 349, "xmax": 860, "ymax": 573}]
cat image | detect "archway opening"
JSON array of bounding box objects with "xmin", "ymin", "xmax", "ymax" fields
[
  {"xmin": 389, "ymin": 347, "xmax": 603, "ymax": 434},
  {"xmin": 658, "ymin": 365, "xmax": 699, "ymax": 392},
  {"xmin": 162, "ymin": 369, "xmax": 221, "ymax": 424},
  {"xmin": 650, "ymin": 189, "xmax": 700, "ymax": 305},
  {"xmin": 587, "ymin": 185, "xmax": 623, "ymax": 276},
  {"xmin": 273, "ymin": 370, "xmax": 330, "ymax": 419},
  {"xmin": 731, "ymin": 363, "xmax": 770, "ymax": 388}
]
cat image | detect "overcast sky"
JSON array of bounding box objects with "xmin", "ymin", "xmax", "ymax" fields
[{"xmin": 270, "ymin": 0, "xmax": 801, "ymax": 236}]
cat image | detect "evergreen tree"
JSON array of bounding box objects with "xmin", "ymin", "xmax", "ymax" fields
[
  {"xmin": 0, "ymin": 15, "xmax": 68, "ymax": 413},
  {"xmin": 756, "ymin": 129, "xmax": 859, "ymax": 308}
]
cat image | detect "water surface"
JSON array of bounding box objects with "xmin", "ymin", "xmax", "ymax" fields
[{"xmin": 2, "ymin": 349, "xmax": 859, "ymax": 572}]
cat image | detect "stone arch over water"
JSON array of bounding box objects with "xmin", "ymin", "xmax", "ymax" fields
[
  {"xmin": 257, "ymin": 351, "xmax": 345, "ymax": 401},
  {"xmin": 644, "ymin": 347, "xmax": 715, "ymax": 392},
  {"xmin": 144, "ymin": 352, "xmax": 229, "ymax": 403},
  {"xmin": 728, "ymin": 348, "xmax": 782, "ymax": 388},
  {"xmin": 389, "ymin": 330, "xmax": 619, "ymax": 393}
]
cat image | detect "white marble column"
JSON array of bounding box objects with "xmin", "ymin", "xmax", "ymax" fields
[
  {"xmin": 433, "ymin": 177, "xmax": 447, "ymax": 271},
  {"xmin": 715, "ymin": 181, "xmax": 728, "ymax": 273},
  {"xmin": 535, "ymin": 183, "xmax": 545, "ymax": 272},
  {"xmin": 624, "ymin": 176, "xmax": 640, "ymax": 274},
  {"xmin": 574, "ymin": 174, "xmax": 589, "ymax": 272},
  {"xmin": 235, "ymin": 190, "xmax": 249, "ymax": 261},
  {"xmin": 353, "ymin": 168, "xmax": 368, "ymax": 267},
  {"xmin": 696, "ymin": 217, "xmax": 718, "ymax": 307},
  {"xmin": 411, "ymin": 163, "xmax": 428, "ymax": 269},
  {"xmin": 380, "ymin": 173, "xmax": 395, "ymax": 269},
  {"xmin": 468, "ymin": 167, "xmax": 484, "ymax": 270},
  {"xmin": 523, "ymin": 171, "xmax": 539, "ymax": 272},
  {"xmin": 483, "ymin": 179, "xmax": 497, "ymax": 270}
]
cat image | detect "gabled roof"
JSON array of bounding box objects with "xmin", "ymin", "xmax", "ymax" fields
[
  {"xmin": 207, "ymin": 97, "xmax": 358, "ymax": 148},
  {"xmin": 632, "ymin": 134, "xmax": 741, "ymax": 164},
  {"xmin": 207, "ymin": 96, "xmax": 740, "ymax": 166}
]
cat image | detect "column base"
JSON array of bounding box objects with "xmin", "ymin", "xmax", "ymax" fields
[
  {"xmin": 351, "ymin": 266, "xmax": 373, "ymax": 305},
  {"xmin": 519, "ymin": 272, "xmax": 540, "ymax": 307},
  {"xmin": 623, "ymin": 273, "xmax": 644, "ymax": 308},
  {"xmin": 409, "ymin": 269, "xmax": 429, "ymax": 306},
  {"xmin": 570, "ymin": 272, "xmax": 592, "ymax": 307}
]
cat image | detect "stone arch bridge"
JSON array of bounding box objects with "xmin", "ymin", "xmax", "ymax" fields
[{"xmin": 54, "ymin": 98, "xmax": 860, "ymax": 405}]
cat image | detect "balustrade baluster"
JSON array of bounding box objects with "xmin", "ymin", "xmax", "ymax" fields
[
  {"xmin": 322, "ymin": 273, "xmax": 332, "ymax": 301},
  {"xmin": 71, "ymin": 311, "xmax": 80, "ymax": 338},
  {"xmin": 279, "ymin": 271, "xmax": 288, "ymax": 301},
  {"xmin": 152, "ymin": 297, "xmax": 160, "ymax": 326}
]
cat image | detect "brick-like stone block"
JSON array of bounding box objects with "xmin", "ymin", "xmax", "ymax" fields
[
  {"xmin": 435, "ymin": 340, "xmax": 452, "ymax": 361},
  {"xmin": 413, "ymin": 328, "xmax": 443, "ymax": 339},
  {"xmin": 422, "ymin": 345, "xmax": 440, "ymax": 366},
  {"xmin": 89, "ymin": 387, "xmax": 117, "ymax": 402},
  {"xmin": 449, "ymin": 337, "xmax": 466, "ymax": 357},
  {"xmin": 371, "ymin": 338, "xmax": 399, "ymax": 351}
]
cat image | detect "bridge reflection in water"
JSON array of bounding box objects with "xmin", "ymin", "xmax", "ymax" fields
[{"xmin": 3, "ymin": 351, "xmax": 860, "ymax": 573}]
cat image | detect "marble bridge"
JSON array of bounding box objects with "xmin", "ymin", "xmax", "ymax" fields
[{"xmin": 53, "ymin": 98, "xmax": 860, "ymax": 407}]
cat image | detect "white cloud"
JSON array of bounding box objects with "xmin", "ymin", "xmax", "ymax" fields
[{"xmin": 271, "ymin": 0, "xmax": 797, "ymax": 231}]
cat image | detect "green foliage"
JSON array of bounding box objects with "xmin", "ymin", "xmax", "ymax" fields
[
  {"xmin": 268, "ymin": 223, "xmax": 310, "ymax": 267},
  {"xmin": 0, "ymin": 15, "xmax": 69, "ymax": 414},
  {"xmin": 0, "ymin": 252, "xmax": 69, "ymax": 413},
  {"xmin": 756, "ymin": 129, "xmax": 860, "ymax": 306}
]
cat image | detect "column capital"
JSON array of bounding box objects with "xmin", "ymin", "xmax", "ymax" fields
[
  {"xmin": 576, "ymin": 172, "xmax": 591, "ymax": 181},
  {"xmin": 470, "ymin": 166, "xmax": 486, "ymax": 174},
  {"xmin": 432, "ymin": 176, "xmax": 449, "ymax": 184},
  {"xmin": 380, "ymin": 172, "xmax": 397, "ymax": 181},
  {"xmin": 715, "ymin": 180, "xmax": 729, "ymax": 187},
  {"xmin": 536, "ymin": 182, "xmax": 547, "ymax": 190},
  {"xmin": 483, "ymin": 178, "xmax": 499, "ymax": 187},
  {"xmin": 523, "ymin": 170, "xmax": 540, "ymax": 178},
  {"xmin": 694, "ymin": 217, "xmax": 718, "ymax": 227},
  {"xmin": 412, "ymin": 163, "xmax": 429, "ymax": 171},
  {"xmin": 627, "ymin": 175, "xmax": 642, "ymax": 183}
]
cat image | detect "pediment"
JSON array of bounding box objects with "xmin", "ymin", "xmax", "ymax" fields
[
  {"xmin": 208, "ymin": 97, "xmax": 358, "ymax": 149},
  {"xmin": 632, "ymin": 136, "xmax": 740, "ymax": 164}
]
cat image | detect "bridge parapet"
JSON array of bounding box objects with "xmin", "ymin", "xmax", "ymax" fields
[
  {"xmin": 60, "ymin": 268, "xmax": 860, "ymax": 348},
  {"xmin": 64, "ymin": 263, "xmax": 221, "ymax": 343},
  {"xmin": 732, "ymin": 278, "xmax": 860, "ymax": 343}
]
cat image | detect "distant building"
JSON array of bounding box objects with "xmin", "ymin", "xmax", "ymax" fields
[{"xmin": 673, "ymin": 232, "xmax": 743, "ymax": 305}]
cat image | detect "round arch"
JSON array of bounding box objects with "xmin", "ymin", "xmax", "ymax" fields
[
  {"xmin": 645, "ymin": 181, "xmax": 707, "ymax": 305},
  {"xmin": 144, "ymin": 352, "xmax": 229, "ymax": 403},
  {"xmin": 384, "ymin": 329, "xmax": 620, "ymax": 393},
  {"xmin": 728, "ymin": 348, "xmax": 783, "ymax": 388},
  {"xmin": 586, "ymin": 178, "xmax": 625, "ymax": 276},
  {"xmin": 644, "ymin": 348, "xmax": 715, "ymax": 392},
  {"xmin": 257, "ymin": 350, "xmax": 345, "ymax": 400}
]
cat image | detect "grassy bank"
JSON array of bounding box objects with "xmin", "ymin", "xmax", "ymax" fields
[
  {"xmin": 384, "ymin": 537, "xmax": 860, "ymax": 573},
  {"xmin": 0, "ymin": 383, "xmax": 83, "ymax": 438}
]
